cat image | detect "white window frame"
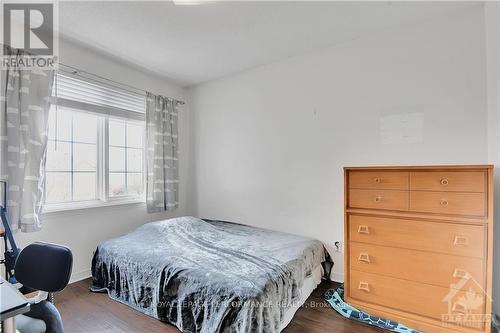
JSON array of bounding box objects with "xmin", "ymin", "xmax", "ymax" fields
[{"xmin": 43, "ymin": 72, "xmax": 147, "ymax": 213}]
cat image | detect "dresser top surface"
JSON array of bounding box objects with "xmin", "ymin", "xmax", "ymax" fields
[{"xmin": 344, "ymin": 165, "xmax": 493, "ymax": 171}]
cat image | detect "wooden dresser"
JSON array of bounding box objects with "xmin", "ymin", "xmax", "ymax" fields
[{"xmin": 344, "ymin": 165, "xmax": 494, "ymax": 333}]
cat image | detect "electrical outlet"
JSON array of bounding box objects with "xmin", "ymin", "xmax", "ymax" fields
[{"xmin": 334, "ymin": 241, "xmax": 343, "ymax": 253}]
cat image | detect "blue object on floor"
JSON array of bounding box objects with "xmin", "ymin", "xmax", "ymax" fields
[{"xmin": 323, "ymin": 287, "xmax": 422, "ymax": 333}]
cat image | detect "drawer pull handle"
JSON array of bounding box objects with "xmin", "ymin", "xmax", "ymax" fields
[
  {"xmin": 358, "ymin": 253, "xmax": 371, "ymax": 263},
  {"xmin": 453, "ymin": 236, "xmax": 468, "ymax": 247},
  {"xmin": 358, "ymin": 225, "xmax": 370, "ymax": 234},
  {"xmin": 452, "ymin": 269, "xmax": 468, "ymax": 279},
  {"xmin": 374, "ymin": 196, "xmax": 382, "ymax": 202},
  {"xmin": 358, "ymin": 282, "xmax": 370, "ymax": 292},
  {"xmin": 440, "ymin": 178, "xmax": 449, "ymax": 186},
  {"xmin": 440, "ymin": 199, "xmax": 449, "ymax": 207},
  {"xmin": 451, "ymin": 302, "xmax": 467, "ymax": 315},
  {"xmin": 373, "ymin": 177, "xmax": 381, "ymax": 184}
]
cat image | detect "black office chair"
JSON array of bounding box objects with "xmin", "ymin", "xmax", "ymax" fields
[{"xmin": 14, "ymin": 242, "xmax": 73, "ymax": 333}]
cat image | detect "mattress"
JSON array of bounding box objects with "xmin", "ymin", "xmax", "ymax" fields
[{"xmin": 91, "ymin": 216, "xmax": 326, "ymax": 333}]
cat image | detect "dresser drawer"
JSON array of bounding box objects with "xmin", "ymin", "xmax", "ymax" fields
[
  {"xmin": 349, "ymin": 171, "xmax": 409, "ymax": 190},
  {"xmin": 410, "ymin": 171, "xmax": 485, "ymax": 193},
  {"xmin": 349, "ymin": 189, "xmax": 409, "ymax": 211},
  {"xmin": 409, "ymin": 191, "xmax": 486, "ymax": 217},
  {"xmin": 350, "ymin": 270, "xmax": 485, "ymax": 328},
  {"xmin": 349, "ymin": 215, "xmax": 485, "ymax": 258},
  {"xmin": 350, "ymin": 242, "xmax": 485, "ymax": 292}
]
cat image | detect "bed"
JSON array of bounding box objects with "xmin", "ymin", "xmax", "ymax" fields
[{"xmin": 91, "ymin": 216, "xmax": 328, "ymax": 333}]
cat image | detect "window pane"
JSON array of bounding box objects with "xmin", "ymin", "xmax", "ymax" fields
[
  {"xmin": 46, "ymin": 141, "xmax": 71, "ymax": 171},
  {"xmin": 48, "ymin": 108, "xmax": 72, "ymax": 141},
  {"xmin": 109, "ymin": 147, "xmax": 126, "ymax": 172},
  {"xmin": 127, "ymin": 148, "xmax": 143, "ymax": 172},
  {"xmin": 109, "ymin": 173, "xmax": 126, "ymax": 196},
  {"xmin": 127, "ymin": 123, "xmax": 143, "ymax": 148},
  {"xmin": 73, "ymin": 112, "xmax": 97, "ymax": 143},
  {"xmin": 127, "ymin": 173, "xmax": 143, "ymax": 196},
  {"xmin": 109, "ymin": 120, "xmax": 125, "ymax": 146},
  {"xmin": 73, "ymin": 143, "xmax": 97, "ymax": 171},
  {"xmin": 73, "ymin": 173, "xmax": 96, "ymax": 201},
  {"xmin": 46, "ymin": 172, "xmax": 71, "ymax": 203}
]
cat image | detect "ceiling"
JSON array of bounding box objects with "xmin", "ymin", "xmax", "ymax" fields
[{"xmin": 58, "ymin": 1, "xmax": 480, "ymax": 87}]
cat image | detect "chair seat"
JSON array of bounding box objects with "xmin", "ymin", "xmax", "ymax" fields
[
  {"xmin": 17, "ymin": 301, "xmax": 63, "ymax": 333},
  {"xmin": 16, "ymin": 314, "xmax": 46, "ymax": 333}
]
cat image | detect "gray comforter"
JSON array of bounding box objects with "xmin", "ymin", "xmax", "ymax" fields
[{"xmin": 91, "ymin": 216, "xmax": 326, "ymax": 333}]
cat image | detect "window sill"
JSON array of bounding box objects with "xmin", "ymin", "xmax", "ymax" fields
[{"xmin": 42, "ymin": 198, "xmax": 146, "ymax": 217}]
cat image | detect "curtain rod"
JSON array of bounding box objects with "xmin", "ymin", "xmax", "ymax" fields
[
  {"xmin": 58, "ymin": 63, "xmax": 186, "ymax": 105},
  {"xmin": 0, "ymin": 43, "xmax": 185, "ymax": 105}
]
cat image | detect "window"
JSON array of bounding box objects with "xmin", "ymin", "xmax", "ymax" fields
[
  {"xmin": 44, "ymin": 72, "xmax": 146, "ymax": 210},
  {"xmin": 108, "ymin": 119, "xmax": 144, "ymax": 197},
  {"xmin": 46, "ymin": 108, "xmax": 98, "ymax": 203}
]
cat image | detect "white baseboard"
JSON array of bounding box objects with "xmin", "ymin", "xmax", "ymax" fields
[
  {"xmin": 70, "ymin": 269, "xmax": 91, "ymax": 284},
  {"xmin": 329, "ymin": 272, "xmax": 344, "ymax": 283}
]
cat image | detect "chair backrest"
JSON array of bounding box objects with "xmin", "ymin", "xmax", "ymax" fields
[{"xmin": 15, "ymin": 242, "xmax": 73, "ymax": 292}]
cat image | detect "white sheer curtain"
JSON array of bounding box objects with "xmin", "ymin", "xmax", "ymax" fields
[{"xmin": 0, "ymin": 49, "xmax": 54, "ymax": 232}]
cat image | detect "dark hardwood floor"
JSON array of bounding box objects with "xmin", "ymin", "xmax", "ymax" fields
[{"xmin": 56, "ymin": 278, "xmax": 383, "ymax": 333}]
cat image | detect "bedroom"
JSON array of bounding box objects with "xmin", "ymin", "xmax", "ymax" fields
[{"xmin": 0, "ymin": 1, "xmax": 498, "ymax": 333}]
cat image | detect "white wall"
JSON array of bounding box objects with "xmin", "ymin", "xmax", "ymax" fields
[
  {"xmin": 188, "ymin": 8, "xmax": 488, "ymax": 283},
  {"xmin": 14, "ymin": 38, "xmax": 190, "ymax": 282},
  {"xmin": 485, "ymin": 2, "xmax": 500, "ymax": 320}
]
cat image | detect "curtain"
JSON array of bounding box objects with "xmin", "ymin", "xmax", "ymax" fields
[
  {"xmin": 0, "ymin": 49, "xmax": 54, "ymax": 232},
  {"xmin": 145, "ymin": 92, "xmax": 179, "ymax": 213}
]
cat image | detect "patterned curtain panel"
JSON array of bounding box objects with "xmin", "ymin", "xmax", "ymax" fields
[
  {"xmin": 0, "ymin": 50, "xmax": 54, "ymax": 232},
  {"xmin": 145, "ymin": 92, "xmax": 179, "ymax": 213}
]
